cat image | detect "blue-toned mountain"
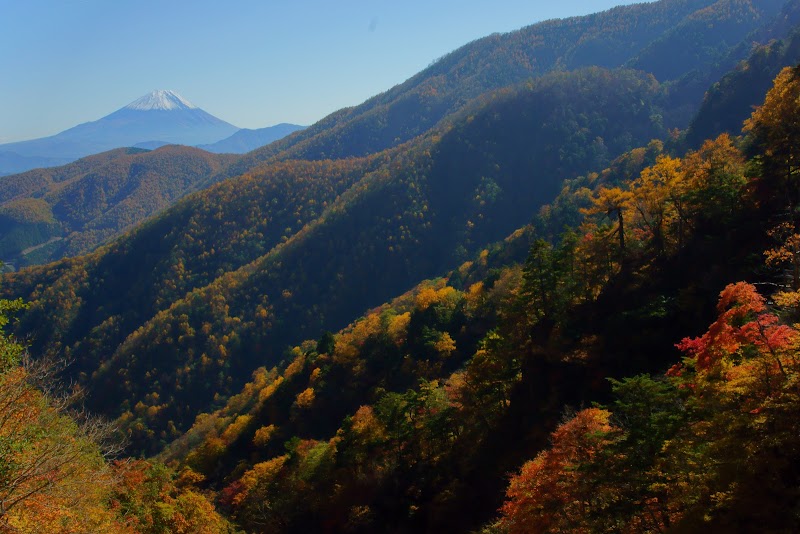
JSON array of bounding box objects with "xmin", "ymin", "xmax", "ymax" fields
[
  {"xmin": 198, "ymin": 123, "xmax": 306, "ymax": 154},
  {"xmin": 0, "ymin": 90, "xmax": 238, "ymax": 174}
]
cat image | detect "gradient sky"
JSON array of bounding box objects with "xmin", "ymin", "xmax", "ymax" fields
[{"xmin": 1, "ymin": 0, "xmax": 647, "ymax": 143}]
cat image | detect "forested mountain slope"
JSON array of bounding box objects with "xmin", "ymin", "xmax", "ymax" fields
[
  {"xmin": 224, "ymin": 0, "xmax": 783, "ymax": 176},
  {"xmin": 3, "ymin": 1, "xmax": 800, "ymax": 532},
  {"xmin": 0, "ymin": 0, "xmax": 787, "ymax": 270},
  {"xmin": 152, "ymin": 65, "xmax": 800, "ymax": 533},
  {"xmin": 2, "ymin": 0, "xmax": 798, "ymax": 459},
  {"xmin": 0, "ymin": 146, "xmax": 236, "ymax": 266},
  {"xmin": 687, "ymin": 25, "xmax": 800, "ymax": 146},
  {"xmin": 3, "ymin": 68, "xmax": 668, "ymax": 453}
]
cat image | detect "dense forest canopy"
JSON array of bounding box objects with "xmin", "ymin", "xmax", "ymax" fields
[
  {"xmin": 0, "ymin": 146, "xmax": 237, "ymax": 266},
  {"xmin": 3, "ymin": 67, "xmax": 672, "ymax": 455},
  {"xmin": 0, "ymin": 0, "xmax": 788, "ymax": 271},
  {"xmin": 148, "ymin": 64, "xmax": 800, "ymax": 533},
  {"xmin": 4, "ymin": 0, "xmax": 800, "ymax": 532}
]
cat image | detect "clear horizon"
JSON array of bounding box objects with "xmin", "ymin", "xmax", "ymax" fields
[{"xmin": 1, "ymin": 0, "xmax": 647, "ymax": 144}]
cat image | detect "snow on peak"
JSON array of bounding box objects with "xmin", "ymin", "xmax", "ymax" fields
[{"xmin": 124, "ymin": 90, "xmax": 197, "ymax": 111}]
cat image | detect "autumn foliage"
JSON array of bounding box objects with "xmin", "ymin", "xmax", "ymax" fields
[
  {"xmin": 500, "ymin": 408, "xmax": 614, "ymax": 534},
  {"xmin": 675, "ymin": 282, "xmax": 796, "ymax": 370},
  {"xmin": 2, "ymin": 6, "xmax": 800, "ymax": 533},
  {"xmin": 501, "ymin": 281, "xmax": 800, "ymax": 531}
]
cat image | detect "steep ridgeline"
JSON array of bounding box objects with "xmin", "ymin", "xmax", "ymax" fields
[
  {"xmin": 686, "ymin": 25, "xmax": 800, "ymax": 147},
  {"xmin": 627, "ymin": 0, "xmax": 786, "ymax": 80},
  {"xmin": 0, "ymin": 152, "xmax": 73, "ymax": 177},
  {"xmin": 222, "ymin": 0, "xmax": 784, "ymax": 179},
  {"xmin": 3, "ymin": 68, "xmax": 666, "ymax": 453},
  {"xmin": 154, "ymin": 67, "xmax": 800, "ymax": 532},
  {"xmin": 0, "ymin": 146, "xmax": 237, "ymax": 266},
  {"xmin": 0, "ymin": 0, "xmax": 790, "ymax": 267}
]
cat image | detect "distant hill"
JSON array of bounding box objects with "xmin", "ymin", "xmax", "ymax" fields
[
  {"xmin": 0, "ymin": 123, "xmax": 305, "ymax": 265},
  {"xmin": 0, "ymin": 146, "xmax": 236, "ymax": 266},
  {"xmin": 0, "ymin": 90, "xmax": 239, "ymax": 174},
  {"xmin": 128, "ymin": 124, "xmax": 305, "ymax": 153},
  {"xmin": 0, "ymin": 152, "xmax": 72, "ymax": 177},
  {"xmin": 198, "ymin": 123, "xmax": 306, "ymax": 154}
]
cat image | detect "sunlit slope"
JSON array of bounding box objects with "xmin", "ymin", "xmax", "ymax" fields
[
  {"xmin": 0, "ymin": 146, "xmax": 237, "ymax": 265},
  {"xmin": 3, "ymin": 68, "xmax": 665, "ymax": 452},
  {"xmin": 225, "ymin": 0, "xmax": 780, "ymax": 176}
]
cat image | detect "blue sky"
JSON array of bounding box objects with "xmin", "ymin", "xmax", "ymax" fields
[{"xmin": 1, "ymin": 0, "xmax": 646, "ymax": 143}]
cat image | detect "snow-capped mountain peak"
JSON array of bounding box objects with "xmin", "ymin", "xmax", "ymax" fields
[
  {"xmin": 124, "ymin": 90, "xmax": 197, "ymax": 111},
  {"xmin": 0, "ymin": 89, "xmax": 239, "ymax": 173}
]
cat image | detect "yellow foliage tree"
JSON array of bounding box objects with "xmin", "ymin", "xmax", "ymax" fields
[
  {"xmin": 295, "ymin": 387, "xmax": 316, "ymax": 409},
  {"xmin": 432, "ymin": 332, "xmax": 457, "ymax": 357},
  {"xmin": 744, "ymin": 66, "xmax": 800, "ymax": 202}
]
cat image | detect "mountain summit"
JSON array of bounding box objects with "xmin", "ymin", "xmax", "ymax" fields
[
  {"xmin": 124, "ymin": 89, "xmax": 198, "ymax": 111},
  {"xmin": 0, "ymin": 90, "xmax": 239, "ymax": 174}
]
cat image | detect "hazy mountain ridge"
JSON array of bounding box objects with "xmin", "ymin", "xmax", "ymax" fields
[
  {"xmin": 197, "ymin": 123, "xmax": 307, "ymax": 154},
  {"xmin": 223, "ymin": 0, "xmax": 780, "ymax": 178},
  {"xmin": 0, "ymin": 151, "xmax": 73, "ymax": 177},
  {"xmin": 0, "ymin": 91, "xmax": 239, "ymax": 175},
  {"xmin": 628, "ymin": 0, "xmax": 786, "ymax": 80},
  {"xmin": 686, "ymin": 25, "xmax": 800, "ymax": 146}
]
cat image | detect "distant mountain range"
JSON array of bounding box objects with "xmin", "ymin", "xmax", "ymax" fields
[
  {"xmin": 0, "ymin": 91, "xmax": 303, "ymax": 175},
  {"xmin": 0, "ymin": 152, "xmax": 72, "ymax": 177},
  {"xmin": 197, "ymin": 123, "xmax": 306, "ymax": 154}
]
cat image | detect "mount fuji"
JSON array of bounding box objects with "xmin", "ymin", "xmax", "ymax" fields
[{"xmin": 0, "ymin": 90, "xmax": 239, "ymax": 175}]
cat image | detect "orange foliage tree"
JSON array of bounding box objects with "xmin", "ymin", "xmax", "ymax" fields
[{"xmin": 500, "ymin": 408, "xmax": 614, "ymax": 534}]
